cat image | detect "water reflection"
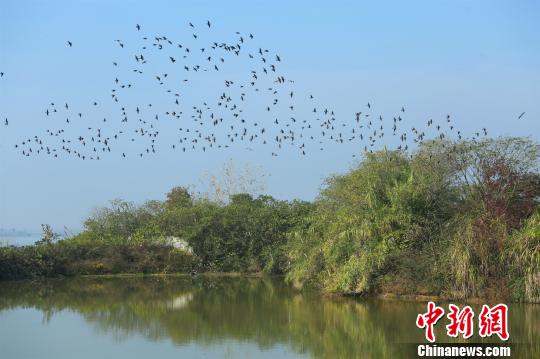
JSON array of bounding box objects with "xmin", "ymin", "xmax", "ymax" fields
[{"xmin": 0, "ymin": 276, "xmax": 538, "ymax": 358}]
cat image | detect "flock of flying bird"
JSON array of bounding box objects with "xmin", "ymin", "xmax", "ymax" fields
[{"xmin": 1, "ymin": 21, "xmax": 527, "ymax": 161}]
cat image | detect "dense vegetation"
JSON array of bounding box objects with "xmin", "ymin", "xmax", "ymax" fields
[
  {"xmin": 0, "ymin": 238, "xmax": 191, "ymax": 280},
  {"xmin": 286, "ymin": 138, "xmax": 540, "ymax": 302},
  {"xmin": 1, "ymin": 137, "xmax": 539, "ymax": 302}
]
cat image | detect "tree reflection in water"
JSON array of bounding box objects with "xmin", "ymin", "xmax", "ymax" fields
[{"xmin": 0, "ymin": 277, "xmax": 538, "ymax": 358}]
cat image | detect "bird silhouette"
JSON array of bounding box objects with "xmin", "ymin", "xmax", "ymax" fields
[{"xmin": 8, "ymin": 20, "xmax": 494, "ymax": 162}]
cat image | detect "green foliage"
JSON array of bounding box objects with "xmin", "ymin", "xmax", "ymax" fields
[
  {"xmin": 438, "ymin": 137, "xmax": 540, "ymax": 299},
  {"xmin": 506, "ymin": 210, "xmax": 540, "ymax": 302},
  {"xmin": 286, "ymin": 149, "xmax": 455, "ymax": 294},
  {"xmin": 83, "ymin": 199, "xmax": 158, "ymax": 243},
  {"xmin": 165, "ymin": 186, "xmax": 193, "ymax": 208},
  {"xmin": 0, "ymin": 188, "xmax": 308, "ymax": 279},
  {"xmin": 1, "ymin": 138, "xmax": 539, "ymax": 302},
  {"xmin": 443, "ymin": 215, "xmax": 508, "ymax": 299},
  {"xmin": 0, "ymin": 241, "xmax": 192, "ymax": 280},
  {"xmin": 179, "ymin": 194, "xmax": 311, "ymax": 273},
  {"xmin": 286, "ymin": 137, "xmax": 539, "ymax": 299}
]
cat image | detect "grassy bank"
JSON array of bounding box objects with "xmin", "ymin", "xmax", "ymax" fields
[{"xmin": 1, "ymin": 137, "xmax": 539, "ymax": 302}]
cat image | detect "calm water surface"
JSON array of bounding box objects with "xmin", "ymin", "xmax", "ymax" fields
[{"xmin": 0, "ymin": 276, "xmax": 538, "ymax": 358}]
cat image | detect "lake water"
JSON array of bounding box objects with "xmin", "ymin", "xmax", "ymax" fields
[
  {"xmin": 0, "ymin": 276, "xmax": 538, "ymax": 358},
  {"xmin": 0, "ymin": 234, "xmax": 42, "ymax": 247}
]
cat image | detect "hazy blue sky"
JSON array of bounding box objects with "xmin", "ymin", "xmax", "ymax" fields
[{"xmin": 1, "ymin": 0, "xmax": 539, "ymax": 232}]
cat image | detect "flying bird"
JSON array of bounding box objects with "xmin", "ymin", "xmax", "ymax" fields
[{"xmin": 9, "ymin": 20, "xmax": 490, "ymax": 162}]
